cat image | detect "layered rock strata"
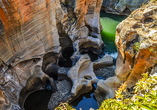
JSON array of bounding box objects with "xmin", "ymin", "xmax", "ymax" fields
[
  {"xmin": 0, "ymin": 0, "xmax": 104, "ymax": 109},
  {"xmin": 94, "ymin": 1, "xmax": 157, "ymax": 106}
]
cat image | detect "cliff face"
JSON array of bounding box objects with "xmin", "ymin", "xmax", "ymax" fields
[
  {"xmin": 115, "ymin": 1, "xmax": 157, "ymax": 88},
  {"xmin": 0, "ymin": 0, "xmax": 104, "ymax": 109},
  {"xmin": 102, "ymin": 0, "xmax": 149, "ymax": 15},
  {"xmin": 0, "ymin": 0, "xmax": 103, "ymax": 66},
  {"xmin": 94, "ymin": 1, "xmax": 157, "ymax": 106}
]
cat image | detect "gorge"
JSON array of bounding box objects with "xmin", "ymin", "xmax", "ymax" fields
[{"xmin": 0, "ymin": 0, "xmax": 157, "ymax": 110}]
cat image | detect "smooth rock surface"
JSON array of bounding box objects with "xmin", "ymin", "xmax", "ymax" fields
[
  {"xmin": 68, "ymin": 54, "xmax": 98, "ymax": 97},
  {"xmin": 0, "ymin": 0, "xmax": 104, "ymax": 109}
]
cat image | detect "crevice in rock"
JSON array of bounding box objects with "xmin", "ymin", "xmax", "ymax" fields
[
  {"xmin": 0, "ymin": 59, "xmax": 8, "ymax": 76},
  {"xmin": 80, "ymin": 50, "xmax": 98, "ymax": 62},
  {"xmin": 0, "ymin": 20, "xmax": 4, "ymax": 34},
  {"xmin": 58, "ymin": 57, "xmax": 72, "ymax": 67},
  {"xmin": 145, "ymin": 67, "xmax": 153, "ymax": 74},
  {"xmin": 59, "ymin": 0, "xmax": 77, "ymax": 34},
  {"xmin": 59, "ymin": 35, "xmax": 73, "ymax": 68},
  {"xmin": 144, "ymin": 17, "xmax": 154, "ymax": 24},
  {"xmin": 57, "ymin": 22, "xmax": 74, "ymax": 67},
  {"xmin": 133, "ymin": 24, "xmax": 141, "ymax": 29},
  {"xmin": 122, "ymin": 7, "xmax": 131, "ymax": 15},
  {"xmin": 42, "ymin": 52, "xmax": 59, "ymax": 80},
  {"xmin": 85, "ymin": 23, "xmax": 99, "ymax": 38}
]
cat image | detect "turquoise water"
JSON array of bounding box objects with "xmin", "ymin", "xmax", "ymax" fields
[
  {"xmin": 24, "ymin": 12, "xmax": 127, "ymax": 110},
  {"xmin": 100, "ymin": 11, "xmax": 127, "ymax": 57}
]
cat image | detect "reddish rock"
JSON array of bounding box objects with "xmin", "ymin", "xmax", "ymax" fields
[
  {"xmin": 94, "ymin": 1, "xmax": 157, "ymax": 106},
  {"xmin": 0, "ymin": 0, "xmax": 103, "ymax": 109}
]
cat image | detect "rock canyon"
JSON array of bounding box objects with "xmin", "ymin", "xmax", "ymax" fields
[{"xmin": 0, "ymin": 0, "xmax": 157, "ymax": 109}]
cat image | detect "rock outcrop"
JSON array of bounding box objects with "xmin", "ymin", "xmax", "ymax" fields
[
  {"xmin": 102, "ymin": 0, "xmax": 149, "ymax": 15},
  {"xmin": 0, "ymin": 0, "xmax": 104, "ymax": 109},
  {"xmin": 116, "ymin": 1, "xmax": 157, "ymax": 88},
  {"xmin": 94, "ymin": 1, "xmax": 157, "ymax": 106}
]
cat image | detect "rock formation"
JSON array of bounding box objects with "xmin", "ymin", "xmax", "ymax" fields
[
  {"xmin": 0, "ymin": 0, "xmax": 105, "ymax": 109},
  {"xmin": 48, "ymin": 53, "xmax": 115, "ymax": 109},
  {"xmin": 102, "ymin": 0, "xmax": 150, "ymax": 15},
  {"xmin": 94, "ymin": 1, "xmax": 157, "ymax": 106},
  {"xmin": 2, "ymin": 0, "xmax": 156, "ymax": 109},
  {"xmin": 68, "ymin": 54, "xmax": 98, "ymax": 97}
]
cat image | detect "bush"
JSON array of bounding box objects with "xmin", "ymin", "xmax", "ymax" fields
[
  {"xmin": 99, "ymin": 72, "xmax": 157, "ymax": 110},
  {"xmin": 55, "ymin": 103, "xmax": 76, "ymax": 110}
]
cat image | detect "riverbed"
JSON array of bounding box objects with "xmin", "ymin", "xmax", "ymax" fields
[{"xmin": 71, "ymin": 11, "xmax": 127, "ymax": 110}]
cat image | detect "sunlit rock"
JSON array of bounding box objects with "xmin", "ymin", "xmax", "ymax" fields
[
  {"xmin": 0, "ymin": 0, "xmax": 104, "ymax": 109},
  {"xmin": 94, "ymin": 1, "xmax": 157, "ymax": 106}
]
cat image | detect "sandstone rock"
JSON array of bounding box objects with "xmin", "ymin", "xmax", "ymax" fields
[
  {"xmin": 19, "ymin": 64, "xmax": 57, "ymax": 110},
  {"xmin": 93, "ymin": 54, "xmax": 114, "ymax": 68},
  {"xmin": 0, "ymin": 59, "xmax": 40, "ymax": 110},
  {"xmin": 93, "ymin": 54, "xmax": 115, "ymax": 80},
  {"xmin": 68, "ymin": 54, "xmax": 98, "ymax": 97},
  {"xmin": 102, "ymin": 0, "xmax": 149, "ymax": 15},
  {"xmin": 94, "ymin": 76, "xmax": 121, "ymax": 107},
  {"xmin": 0, "ymin": 0, "xmax": 104, "ymax": 109},
  {"xmin": 116, "ymin": 1, "xmax": 157, "ymax": 88},
  {"xmin": 52, "ymin": 54, "xmax": 115, "ymax": 108},
  {"xmin": 0, "ymin": 89, "xmax": 7, "ymax": 110},
  {"xmin": 94, "ymin": 1, "xmax": 157, "ymax": 105}
]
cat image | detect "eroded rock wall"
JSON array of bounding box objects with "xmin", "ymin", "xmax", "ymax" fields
[
  {"xmin": 94, "ymin": 1, "xmax": 157, "ymax": 106},
  {"xmin": 115, "ymin": 1, "xmax": 157, "ymax": 88},
  {"xmin": 0, "ymin": 0, "xmax": 103, "ymax": 109}
]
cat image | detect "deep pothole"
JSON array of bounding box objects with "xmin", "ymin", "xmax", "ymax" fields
[{"xmin": 24, "ymin": 90, "xmax": 52, "ymax": 110}]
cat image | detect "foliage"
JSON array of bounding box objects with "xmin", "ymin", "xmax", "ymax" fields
[
  {"xmin": 130, "ymin": 14, "xmax": 133, "ymax": 18},
  {"xmin": 55, "ymin": 103, "xmax": 76, "ymax": 110},
  {"xmin": 149, "ymin": 48, "xmax": 153, "ymax": 52},
  {"xmin": 135, "ymin": 42, "xmax": 140, "ymax": 52},
  {"xmin": 150, "ymin": 0, "xmax": 157, "ymax": 2},
  {"xmin": 99, "ymin": 72, "xmax": 157, "ymax": 110}
]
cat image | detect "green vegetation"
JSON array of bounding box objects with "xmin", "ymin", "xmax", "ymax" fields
[
  {"xmin": 135, "ymin": 42, "xmax": 140, "ymax": 52},
  {"xmin": 55, "ymin": 103, "xmax": 76, "ymax": 110},
  {"xmin": 55, "ymin": 72, "xmax": 157, "ymax": 110},
  {"xmin": 99, "ymin": 72, "xmax": 157, "ymax": 110},
  {"xmin": 149, "ymin": 48, "xmax": 153, "ymax": 52},
  {"xmin": 130, "ymin": 14, "xmax": 133, "ymax": 18}
]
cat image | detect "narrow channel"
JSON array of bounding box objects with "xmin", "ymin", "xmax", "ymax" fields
[{"xmin": 71, "ymin": 11, "xmax": 127, "ymax": 110}]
